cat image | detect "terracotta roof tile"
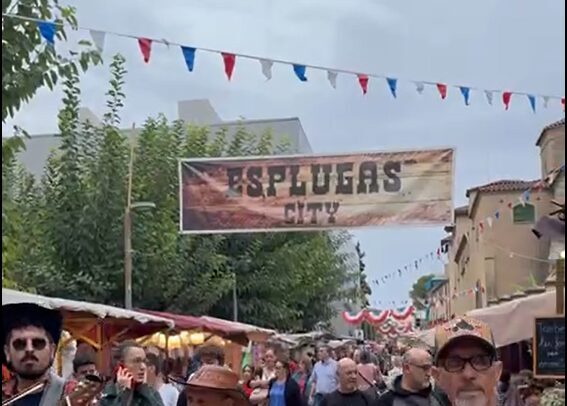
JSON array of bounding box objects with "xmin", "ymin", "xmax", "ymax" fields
[
  {"xmin": 536, "ymin": 118, "xmax": 565, "ymax": 146},
  {"xmin": 466, "ymin": 179, "xmax": 545, "ymax": 197}
]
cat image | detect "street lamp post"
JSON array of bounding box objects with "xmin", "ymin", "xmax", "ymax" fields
[{"xmin": 123, "ymin": 139, "xmax": 155, "ymax": 309}]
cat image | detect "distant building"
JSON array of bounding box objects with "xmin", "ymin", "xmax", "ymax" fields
[
  {"xmin": 14, "ymin": 99, "xmax": 312, "ymax": 177},
  {"xmin": 424, "ymin": 276, "xmax": 450, "ymax": 326},
  {"xmin": 441, "ymin": 118, "xmax": 564, "ymax": 316}
]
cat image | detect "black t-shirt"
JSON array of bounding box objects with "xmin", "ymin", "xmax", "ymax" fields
[
  {"xmin": 12, "ymin": 391, "xmax": 43, "ymax": 406},
  {"xmin": 320, "ymin": 390, "xmax": 371, "ymax": 406}
]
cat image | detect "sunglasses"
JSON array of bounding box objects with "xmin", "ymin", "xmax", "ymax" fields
[{"xmin": 11, "ymin": 337, "xmax": 48, "ymax": 352}]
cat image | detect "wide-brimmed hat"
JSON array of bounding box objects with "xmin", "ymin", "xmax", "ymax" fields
[
  {"xmin": 2, "ymin": 303, "xmax": 63, "ymax": 366},
  {"xmin": 184, "ymin": 365, "xmax": 249, "ymax": 406}
]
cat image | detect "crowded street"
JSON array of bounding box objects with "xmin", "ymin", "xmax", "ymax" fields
[{"xmin": 2, "ymin": 0, "xmax": 565, "ymax": 405}]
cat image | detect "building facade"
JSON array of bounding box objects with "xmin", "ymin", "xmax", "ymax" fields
[{"xmin": 442, "ymin": 118, "xmax": 564, "ymax": 316}]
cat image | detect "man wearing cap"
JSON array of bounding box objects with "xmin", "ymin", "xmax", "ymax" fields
[
  {"xmin": 182, "ymin": 365, "xmax": 249, "ymax": 406},
  {"xmin": 2, "ymin": 303, "xmax": 66, "ymax": 405},
  {"xmin": 431, "ymin": 317, "xmax": 503, "ymax": 406}
]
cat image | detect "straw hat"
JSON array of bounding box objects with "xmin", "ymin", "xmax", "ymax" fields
[{"xmin": 185, "ymin": 365, "xmax": 249, "ymax": 406}]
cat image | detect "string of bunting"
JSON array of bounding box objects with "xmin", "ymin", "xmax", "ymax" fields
[
  {"xmin": 4, "ymin": 12, "xmax": 565, "ymax": 113},
  {"xmin": 372, "ymin": 163, "xmax": 565, "ymax": 289},
  {"xmin": 428, "ymin": 285, "xmax": 486, "ymax": 309},
  {"xmin": 474, "ymin": 164, "xmax": 565, "ymax": 237},
  {"xmin": 341, "ymin": 305, "xmax": 415, "ymax": 326}
]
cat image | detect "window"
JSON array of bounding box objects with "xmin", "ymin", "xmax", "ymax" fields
[{"xmin": 513, "ymin": 203, "xmax": 535, "ymax": 224}]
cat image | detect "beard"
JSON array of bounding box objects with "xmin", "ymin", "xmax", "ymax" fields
[
  {"xmin": 12, "ymin": 356, "xmax": 53, "ymax": 381},
  {"xmin": 453, "ymin": 391, "xmax": 489, "ymax": 406}
]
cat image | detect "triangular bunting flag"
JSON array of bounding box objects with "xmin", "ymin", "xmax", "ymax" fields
[
  {"xmin": 387, "ymin": 78, "xmax": 398, "ymax": 98},
  {"xmin": 495, "ymin": 211, "xmax": 501, "ymax": 220},
  {"xmin": 89, "ymin": 30, "xmax": 106, "ymax": 52},
  {"xmin": 543, "ymin": 96, "xmax": 550, "ymax": 109},
  {"xmin": 562, "ymin": 98, "xmax": 565, "ymax": 111},
  {"xmin": 222, "ymin": 53, "xmax": 236, "ymax": 80},
  {"xmin": 502, "ymin": 92, "xmax": 512, "ymax": 110},
  {"xmin": 137, "ymin": 38, "xmax": 152, "ymax": 63},
  {"xmin": 436, "ymin": 83, "xmax": 448, "ymax": 100},
  {"xmin": 415, "ymin": 82, "xmax": 425, "ymax": 95},
  {"xmin": 460, "ymin": 87, "xmax": 471, "ymax": 106},
  {"xmin": 293, "ymin": 64, "xmax": 308, "ymax": 82},
  {"xmin": 260, "ymin": 59, "xmax": 273, "ymax": 80},
  {"xmin": 181, "ymin": 46, "xmax": 196, "ymax": 72},
  {"xmin": 528, "ymin": 95, "xmax": 536, "ymax": 113},
  {"xmin": 507, "ymin": 202, "xmax": 513, "ymax": 209},
  {"xmin": 358, "ymin": 74, "xmax": 369, "ymax": 95},
  {"xmin": 479, "ymin": 221, "xmax": 485, "ymax": 233},
  {"xmin": 37, "ymin": 21, "xmax": 56, "ymax": 45},
  {"xmin": 485, "ymin": 90, "xmax": 494, "ymax": 105},
  {"xmin": 487, "ymin": 217, "xmax": 494, "ymax": 228},
  {"xmin": 327, "ymin": 71, "xmax": 338, "ymax": 89}
]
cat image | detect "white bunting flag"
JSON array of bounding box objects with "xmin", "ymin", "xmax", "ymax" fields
[
  {"xmin": 259, "ymin": 59, "xmax": 273, "ymax": 80},
  {"xmin": 543, "ymin": 96, "xmax": 550, "ymax": 109},
  {"xmin": 485, "ymin": 90, "xmax": 494, "ymax": 106},
  {"xmin": 415, "ymin": 82, "xmax": 425, "ymax": 95},
  {"xmin": 487, "ymin": 217, "xmax": 494, "ymax": 228},
  {"xmin": 89, "ymin": 30, "xmax": 106, "ymax": 53},
  {"xmin": 327, "ymin": 70, "xmax": 338, "ymax": 89}
]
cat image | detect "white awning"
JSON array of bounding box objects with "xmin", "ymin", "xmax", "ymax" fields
[{"xmin": 2, "ymin": 288, "xmax": 174, "ymax": 328}]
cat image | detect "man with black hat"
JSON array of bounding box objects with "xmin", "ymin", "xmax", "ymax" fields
[{"xmin": 2, "ymin": 303, "xmax": 66, "ymax": 405}]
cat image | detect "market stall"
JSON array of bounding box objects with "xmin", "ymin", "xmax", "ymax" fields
[
  {"xmin": 2, "ymin": 288, "xmax": 175, "ymax": 373},
  {"xmin": 466, "ymin": 291, "xmax": 559, "ymax": 348}
]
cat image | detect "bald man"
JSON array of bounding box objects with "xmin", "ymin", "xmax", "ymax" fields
[
  {"xmin": 377, "ymin": 348, "xmax": 445, "ymax": 406},
  {"xmin": 320, "ymin": 358, "xmax": 373, "ymax": 406}
]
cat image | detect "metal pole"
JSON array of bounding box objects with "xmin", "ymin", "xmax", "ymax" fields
[
  {"xmin": 556, "ymin": 258, "xmax": 564, "ymax": 315},
  {"xmin": 233, "ymin": 273, "xmax": 238, "ymax": 322},
  {"xmin": 124, "ymin": 131, "xmax": 135, "ymax": 310},
  {"xmin": 124, "ymin": 209, "xmax": 133, "ymax": 309}
]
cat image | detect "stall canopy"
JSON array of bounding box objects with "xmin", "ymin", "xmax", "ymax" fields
[
  {"xmin": 142, "ymin": 310, "xmax": 275, "ymax": 345},
  {"xmin": 2, "ymin": 288, "xmax": 174, "ymax": 356},
  {"xmin": 466, "ymin": 291, "xmax": 559, "ymax": 348},
  {"xmin": 411, "ymin": 291, "xmax": 561, "ymax": 350}
]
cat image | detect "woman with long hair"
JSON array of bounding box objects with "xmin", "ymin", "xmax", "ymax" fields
[
  {"xmin": 268, "ymin": 358, "xmax": 303, "ymax": 406},
  {"xmin": 240, "ymin": 365, "xmax": 255, "ymax": 399},
  {"xmin": 291, "ymin": 356, "xmax": 312, "ymax": 402}
]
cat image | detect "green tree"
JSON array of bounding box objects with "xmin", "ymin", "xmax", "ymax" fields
[
  {"xmin": 2, "ymin": 0, "xmax": 101, "ymax": 122},
  {"xmin": 410, "ymin": 274, "xmax": 435, "ymax": 310},
  {"xmin": 4, "ymin": 54, "xmax": 355, "ymax": 331}
]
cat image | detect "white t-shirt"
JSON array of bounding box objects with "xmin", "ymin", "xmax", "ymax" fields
[{"xmin": 158, "ymin": 383, "xmax": 180, "ymax": 406}]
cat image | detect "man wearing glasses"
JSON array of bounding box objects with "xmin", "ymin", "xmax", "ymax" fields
[
  {"xmin": 2, "ymin": 303, "xmax": 66, "ymax": 406},
  {"xmin": 99, "ymin": 341, "xmax": 164, "ymax": 406},
  {"xmin": 377, "ymin": 348, "xmax": 445, "ymax": 405},
  {"xmin": 432, "ymin": 317, "xmax": 503, "ymax": 406}
]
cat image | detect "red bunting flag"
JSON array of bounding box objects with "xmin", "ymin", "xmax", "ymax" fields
[
  {"xmin": 479, "ymin": 222, "xmax": 485, "ymax": 233},
  {"xmin": 437, "ymin": 248, "xmax": 441, "ymax": 258},
  {"xmin": 137, "ymin": 38, "xmax": 152, "ymax": 63},
  {"xmin": 436, "ymin": 83, "xmax": 448, "ymax": 99},
  {"xmin": 221, "ymin": 53, "xmax": 236, "ymax": 81},
  {"xmin": 507, "ymin": 202, "xmax": 513, "ymax": 209},
  {"xmin": 357, "ymin": 74, "xmax": 369, "ymax": 95},
  {"xmin": 502, "ymin": 92, "xmax": 512, "ymax": 110},
  {"xmin": 562, "ymin": 98, "xmax": 565, "ymax": 111}
]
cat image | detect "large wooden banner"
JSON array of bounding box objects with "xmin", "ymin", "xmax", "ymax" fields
[{"xmin": 179, "ymin": 148, "xmax": 454, "ymax": 234}]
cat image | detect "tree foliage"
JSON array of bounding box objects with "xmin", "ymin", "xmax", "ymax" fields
[
  {"xmin": 2, "ymin": 54, "xmax": 357, "ymax": 331},
  {"xmin": 410, "ymin": 274, "xmax": 435, "ymax": 310},
  {"xmin": 2, "ymin": 0, "xmax": 102, "ymax": 122}
]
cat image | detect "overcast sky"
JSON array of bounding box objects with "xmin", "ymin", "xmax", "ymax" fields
[{"xmin": 4, "ymin": 0, "xmax": 565, "ymax": 308}]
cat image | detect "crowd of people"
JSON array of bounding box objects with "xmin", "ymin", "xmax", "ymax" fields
[{"xmin": 1, "ymin": 302, "xmax": 564, "ymax": 406}]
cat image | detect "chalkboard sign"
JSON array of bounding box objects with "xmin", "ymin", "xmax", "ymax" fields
[{"xmin": 533, "ymin": 316, "xmax": 565, "ymax": 379}]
